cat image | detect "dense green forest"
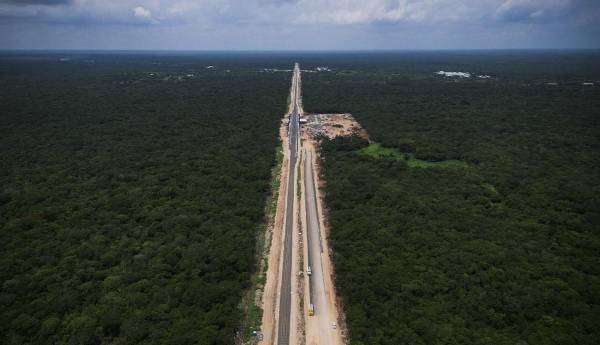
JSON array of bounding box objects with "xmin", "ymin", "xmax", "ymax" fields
[
  {"xmin": 0, "ymin": 53, "xmax": 291, "ymax": 344},
  {"xmin": 303, "ymin": 52, "xmax": 600, "ymax": 344},
  {"xmin": 2, "ymin": 51, "xmax": 599, "ymax": 345}
]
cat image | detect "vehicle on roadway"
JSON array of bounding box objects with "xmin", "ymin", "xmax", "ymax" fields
[
  {"xmin": 307, "ymin": 266, "xmax": 312, "ymax": 276},
  {"xmin": 308, "ymin": 303, "xmax": 314, "ymax": 316}
]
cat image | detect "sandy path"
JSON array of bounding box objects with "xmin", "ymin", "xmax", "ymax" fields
[{"xmin": 313, "ymin": 145, "xmax": 347, "ymax": 345}]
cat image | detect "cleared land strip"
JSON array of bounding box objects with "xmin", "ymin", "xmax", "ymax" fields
[
  {"xmin": 263, "ymin": 65, "xmax": 349, "ymax": 345},
  {"xmin": 301, "ymin": 112, "xmax": 364, "ymax": 345},
  {"xmin": 301, "ymin": 143, "xmax": 346, "ymax": 345},
  {"xmin": 260, "ymin": 64, "xmax": 301, "ymax": 345}
]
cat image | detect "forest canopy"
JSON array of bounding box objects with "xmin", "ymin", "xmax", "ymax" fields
[
  {"xmin": 0, "ymin": 53, "xmax": 291, "ymax": 345},
  {"xmin": 303, "ymin": 51, "xmax": 600, "ymax": 345}
]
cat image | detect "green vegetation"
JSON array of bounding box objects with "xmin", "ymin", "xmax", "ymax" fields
[
  {"xmin": 358, "ymin": 143, "xmax": 468, "ymax": 169},
  {"xmin": 0, "ymin": 53, "xmax": 290, "ymax": 345},
  {"xmin": 2, "ymin": 50, "xmax": 599, "ymax": 345},
  {"xmin": 481, "ymin": 182, "xmax": 498, "ymax": 195},
  {"xmin": 358, "ymin": 142, "xmax": 403, "ymax": 159},
  {"xmin": 304, "ymin": 52, "xmax": 600, "ymax": 345},
  {"xmin": 240, "ymin": 144, "xmax": 283, "ymax": 344}
]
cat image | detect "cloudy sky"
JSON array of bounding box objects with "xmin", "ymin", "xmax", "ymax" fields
[{"xmin": 1, "ymin": 0, "xmax": 599, "ymax": 50}]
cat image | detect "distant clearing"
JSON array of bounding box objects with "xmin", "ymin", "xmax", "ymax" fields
[{"xmin": 358, "ymin": 143, "xmax": 468, "ymax": 169}]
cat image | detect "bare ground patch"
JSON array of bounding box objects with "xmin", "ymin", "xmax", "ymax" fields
[
  {"xmin": 257, "ymin": 121, "xmax": 291, "ymax": 345},
  {"xmin": 299, "ymin": 113, "xmax": 362, "ymax": 345},
  {"xmin": 302, "ymin": 113, "xmax": 368, "ymax": 140}
]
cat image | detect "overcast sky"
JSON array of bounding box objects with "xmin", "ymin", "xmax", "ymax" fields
[{"xmin": 1, "ymin": 0, "xmax": 599, "ymax": 50}]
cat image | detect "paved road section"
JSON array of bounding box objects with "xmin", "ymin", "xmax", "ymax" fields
[
  {"xmin": 304, "ymin": 148, "xmax": 321, "ymax": 310},
  {"xmin": 304, "ymin": 148, "xmax": 333, "ymax": 345},
  {"xmin": 277, "ymin": 64, "xmax": 301, "ymax": 345}
]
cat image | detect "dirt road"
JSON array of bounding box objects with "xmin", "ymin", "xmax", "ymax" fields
[{"xmin": 302, "ymin": 145, "xmax": 345, "ymax": 345}]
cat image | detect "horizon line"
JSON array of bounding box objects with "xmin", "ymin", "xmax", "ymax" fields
[{"xmin": 2, "ymin": 48, "xmax": 600, "ymax": 53}]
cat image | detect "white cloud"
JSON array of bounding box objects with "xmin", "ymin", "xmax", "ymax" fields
[
  {"xmin": 0, "ymin": 0, "xmax": 596, "ymax": 30},
  {"xmin": 279, "ymin": 0, "xmax": 500, "ymax": 25},
  {"xmin": 0, "ymin": 0, "xmax": 498, "ymax": 26},
  {"xmin": 133, "ymin": 6, "xmax": 151, "ymax": 20},
  {"xmin": 495, "ymin": 0, "xmax": 570, "ymax": 21},
  {"xmin": 2, "ymin": 0, "xmax": 599, "ymax": 49}
]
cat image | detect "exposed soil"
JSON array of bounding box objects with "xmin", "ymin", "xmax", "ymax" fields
[
  {"xmin": 299, "ymin": 113, "xmax": 358, "ymax": 345},
  {"xmin": 262, "ymin": 73, "xmax": 353, "ymax": 345},
  {"xmin": 303, "ymin": 113, "xmax": 368, "ymax": 140},
  {"xmin": 260, "ymin": 121, "xmax": 291, "ymax": 345},
  {"xmin": 263, "ymin": 65, "xmax": 304, "ymax": 345},
  {"xmin": 301, "ymin": 141, "xmax": 347, "ymax": 345}
]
